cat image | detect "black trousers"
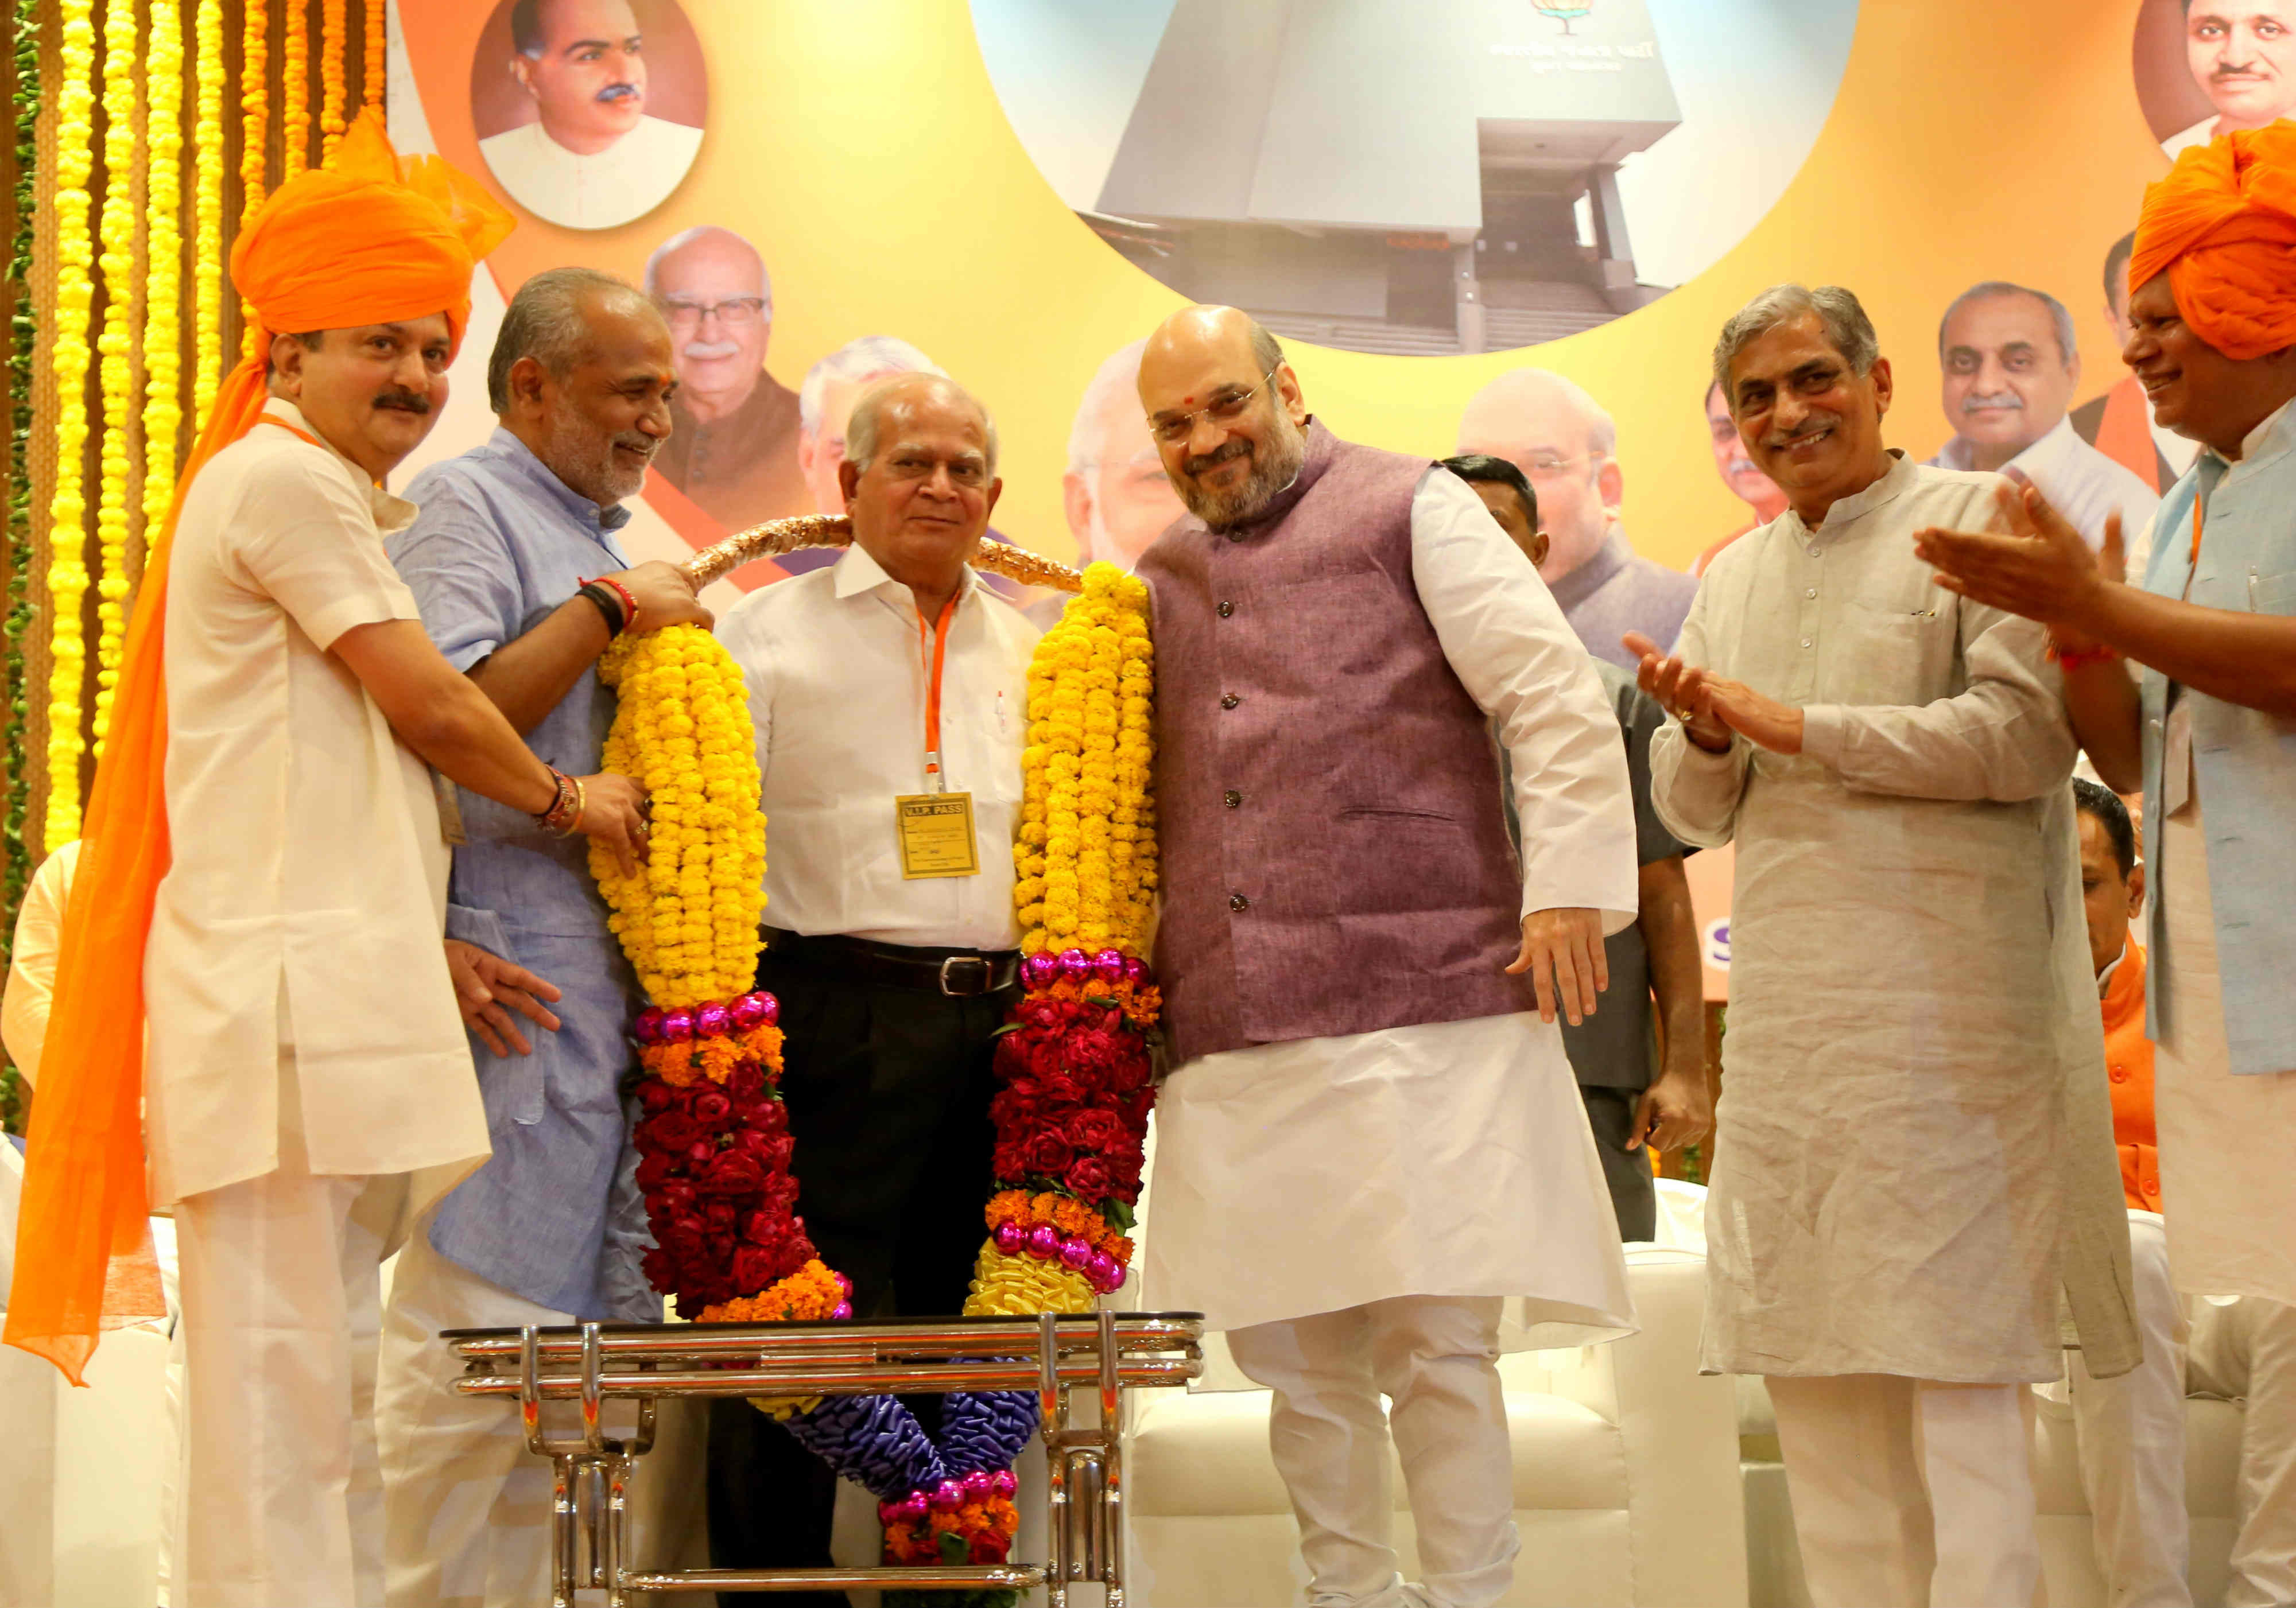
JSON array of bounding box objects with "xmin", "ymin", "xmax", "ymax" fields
[
  {"xmin": 705, "ymin": 953, "xmax": 1011, "ymax": 1608},
  {"xmin": 1578, "ymin": 1083, "xmax": 1659, "ymax": 1243}
]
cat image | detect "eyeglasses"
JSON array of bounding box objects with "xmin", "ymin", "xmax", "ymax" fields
[
  {"xmin": 663, "ymin": 297, "xmax": 767, "ymax": 329},
  {"xmin": 1146, "ymin": 367, "xmax": 1279, "ymax": 446},
  {"xmin": 1520, "ymin": 450, "xmax": 1605, "ymax": 483}
]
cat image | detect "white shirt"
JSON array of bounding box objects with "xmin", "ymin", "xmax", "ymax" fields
[
  {"xmin": 1933, "ymin": 414, "xmax": 2161, "ymax": 574},
  {"xmin": 476, "ymin": 115, "xmax": 702, "ymax": 230},
  {"xmin": 1, "ymin": 838, "xmax": 79, "ymax": 1088},
  {"xmin": 1142, "ymin": 469, "xmax": 1638, "ymax": 1344},
  {"xmin": 716, "ymin": 543, "xmax": 1040, "ymax": 951},
  {"xmin": 144, "ymin": 402, "xmax": 488, "ymax": 1207}
]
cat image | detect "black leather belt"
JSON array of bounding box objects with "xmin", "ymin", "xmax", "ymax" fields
[{"xmin": 759, "ymin": 927, "xmax": 1020, "ymax": 997}]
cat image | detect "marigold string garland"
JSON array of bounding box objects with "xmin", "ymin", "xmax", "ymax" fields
[
  {"xmin": 281, "ymin": 0, "xmax": 308, "ymax": 181},
  {"xmin": 43, "ymin": 0, "xmax": 96, "ymax": 852},
  {"xmin": 90, "ymin": 0, "xmax": 140, "ymax": 752},
  {"xmin": 5, "ymin": 0, "xmax": 42, "ymax": 923},
  {"xmin": 191, "ymin": 0, "xmax": 223, "ymax": 415},
  {"xmin": 592, "ymin": 626, "xmax": 843, "ymax": 1330},
  {"xmin": 141, "ymin": 0, "xmax": 185, "ymax": 648},
  {"xmin": 589, "ymin": 553, "xmax": 1157, "ymax": 1603},
  {"xmin": 318, "ymin": 0, "xmax": 344, "ymax": 162},
  {"xmin": 238, "ymin": 0, "xmax": 267, "ymax": 354},
  {"xmin": 362, "ymin": 0, "xmax": 383, "ymax": 110}
]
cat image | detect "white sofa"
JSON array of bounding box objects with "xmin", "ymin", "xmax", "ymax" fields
[{"xmin": 1126, "ymin": 1245, "xmax": 1751, "ymax": 1608}]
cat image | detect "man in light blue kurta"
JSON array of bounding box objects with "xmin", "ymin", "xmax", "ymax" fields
[{"xmin": 371, "ymin": 268, "xmax": 710, "ymax": 1608}]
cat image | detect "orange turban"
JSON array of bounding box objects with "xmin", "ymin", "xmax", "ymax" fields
[
  {"xmin": 2131, "ymin": 120, "xmax": 2296, "ymax": 362},
  {"xmin": 5, "ymin": 110, "xmax": 511, "ymax": 1384}
]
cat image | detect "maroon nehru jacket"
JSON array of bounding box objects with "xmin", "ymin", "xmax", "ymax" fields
[{"xmin": 1137, "ymin": 420, "xmax": 1536, "ymax": 1065}]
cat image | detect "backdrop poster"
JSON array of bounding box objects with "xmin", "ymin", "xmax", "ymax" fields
[{"xmin": 391, "ymin": 0, "xmax": 2233, "ymax": 1000}]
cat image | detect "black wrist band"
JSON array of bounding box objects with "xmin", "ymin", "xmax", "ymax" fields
[{"xmin": 576, "ymin": 582, "xmax": 626, "ymax": 638}]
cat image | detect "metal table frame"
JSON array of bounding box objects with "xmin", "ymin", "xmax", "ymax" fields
[{"xmin": 447, "ymin": 1308, "xmax": 1204, "ymax": 1605}]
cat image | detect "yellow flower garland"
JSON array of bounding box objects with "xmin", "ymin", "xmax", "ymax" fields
[
  {"xmin": 192, "ymin": 0, "xmax": 226, "ymax": 415},
  {"xmin": 238, "ymin": 0, "xmax": 267, "ymax": 355},
  {"xmin": 363, "ymin": 0, "xmax": 385, "ymax": 110},
  {"xmin": 90, "ymin": 0, "xmax": 141, "ymax": 752},
  {"xmin": 281, "ymin": 0, "xmax": 309, "ymax": 181},
  {"xmin": 319, "ymin": 0, "xmax": 346, "ymax": 164},
  {"xmin": 43, "ymin": 0, "xmax": 95, "ymax": 850},
  {"xmin": 142, "ymin": 0, "xmax": 185, "ymax": 617},
  {"xmin": 967, "ymin": 560, "xmax": 1158, "ymax": 1323},
  {"xmin": 589, "ymin": 624, "xmax": 765, "ymax": 1008},
  {"xmin": 1014, "ymin": 565, "xmax": 1157, "ymax": 956}
]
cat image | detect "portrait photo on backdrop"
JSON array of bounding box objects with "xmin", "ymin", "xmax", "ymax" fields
[
  {"xmin": 646, "ymin": 223, "xmax": 809, "ymax": 529},
  {"xmin": 2134, "ymin": 0, "xmax": 2296, "ymax": 157},
  {"xmin": 470, "ymin": 0, "xmax": 707, "ymax": 230}
]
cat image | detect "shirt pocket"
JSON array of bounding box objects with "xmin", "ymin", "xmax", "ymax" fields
[
  {"xmin": 445, "ymin": 902, "xmax": 551, "ymax": 1128},
  {"xmin": 2246, "ymin": 567, "xmax": 2296, "ymax": 615},
  {"xmin": 1835, "ymin": 601, "xmax": 1955, "ymax": 707}
]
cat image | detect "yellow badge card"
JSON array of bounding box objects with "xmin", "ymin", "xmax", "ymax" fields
[{"xmin": 895, "ymin": 792, "xmax": 981, "ymax": 879}]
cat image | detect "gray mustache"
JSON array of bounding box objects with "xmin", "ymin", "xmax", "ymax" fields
[{"xmin": 1184, "ymin": 438, "xmax": 1249, "ymax": 477}]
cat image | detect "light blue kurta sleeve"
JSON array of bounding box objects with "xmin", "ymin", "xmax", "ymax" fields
[{"xmin": 386, "ymin": 471, "xmax": 526, "ymax": 672}]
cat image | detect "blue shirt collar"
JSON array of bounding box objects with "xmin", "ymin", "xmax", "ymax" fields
[{"xmin": 484, "ymin": 426, "xmax": 635, "ymax": 535}]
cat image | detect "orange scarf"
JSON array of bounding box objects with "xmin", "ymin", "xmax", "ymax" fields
[
  {"xmin": 5, "ymin": 108, "xmax": 510, "ymax": 1384},
  {"xmin": 2131, "ymin": 121, "xmax": 2296, "ymax": 362}
]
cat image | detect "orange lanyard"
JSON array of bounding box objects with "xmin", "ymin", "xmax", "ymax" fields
[
  {"xmin": 2190, "ymin": 491, "xmax": 2204, "ymax": 567},
  {"xmin": 916, "ymin": 591, "xmax": 959, "ymax": 793}
]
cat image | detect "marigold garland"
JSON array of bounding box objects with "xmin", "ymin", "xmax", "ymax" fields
[
  {"xmin": 362, "ymin": 0, "xmax": 383, "ymax": 110},
  {"xmin": 280, "ymin": 0, "xmax": 308, "ymax": 181},
  {"xmin": 317, "ymin": 0, "xmax": 344, "ymax": 162},
  {"xmin": 5, "ymin": 0, "xmax": 42, "ymax": 924},
  {"xmin": 42, "ymin": 0, "xmax": 95, "ymax": 852},
  {"xmin": 88, "ymin": 0, "xmax": 139, "ymax": 753},
  {"xmin": 237, "ymin": 0, "xmax": 266, "ymax": 355},
  {"xmin": 141, "ymin": 0, "xmax": 185, "ymax": 640},
  {"xmin": 594, "ymin": 623, "xmax": 843, "ymax": 1329},
  {"xmin": 592, "ymin": 565, "xmax": 1157, "ymax": 1605},
  {"xmin": 190, "ymin": 0, "xmax": 224, "ymax": 415}
]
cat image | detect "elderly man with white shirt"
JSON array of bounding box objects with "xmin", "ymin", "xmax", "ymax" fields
[
  {"xmin": 1929, "ymin": 279, "xmax": 2159, "ymax": 573},
  {"xmin": 711, "ymin": 371, "xmax": 1037, "ymax": 1604}
]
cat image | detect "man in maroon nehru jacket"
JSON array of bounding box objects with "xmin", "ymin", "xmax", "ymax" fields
[{"xmin": 1133, "ymin": 305, "xmax": 1640, "ymax": 1608}]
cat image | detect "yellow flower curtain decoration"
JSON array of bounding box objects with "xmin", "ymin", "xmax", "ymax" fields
[{"xmin": 6, "ymin": 0, "xmax": 394, "ymax": 969}]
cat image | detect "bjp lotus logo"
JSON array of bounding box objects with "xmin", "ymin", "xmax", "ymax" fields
[{"xmin": 1534, "ymin": 1, "xmax": 1593, "ymax": 33}]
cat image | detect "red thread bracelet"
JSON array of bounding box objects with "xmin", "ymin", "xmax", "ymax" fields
[
  {"xmin": 583, "ymin": 574, "xmax": 640, "ymax": 634},
  {"xmin": 2046, "ymin": 638, "xmax": 2123, "ymax": 673}
]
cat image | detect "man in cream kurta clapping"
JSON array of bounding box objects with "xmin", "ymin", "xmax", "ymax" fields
[{"xmin": 1628, "ymin": 283, "xmax": 2138, "ymax": 1608}]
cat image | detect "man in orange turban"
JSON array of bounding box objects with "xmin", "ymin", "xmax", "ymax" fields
[
  {"xmin": 5, "ymin": 112, "xmax": 652, "ymax": 1606},
  {"xmin": 1919, "ymin": 121, "xmax": 2296, "ymax": 1607}
]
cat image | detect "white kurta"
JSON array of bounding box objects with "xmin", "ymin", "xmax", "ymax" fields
[
  {"xmin": 1650, "ymin": 450, "xmax": 2138, "ymax": 1384},
  {"xmin": 475, "ymin": 115, "xmax": 701, "ymax": 230},
  {"xmin": 145, "ymin": 401, "xmax": 487, "ymax": 1212},
  {"xmin": 1143, "ymin": 469, "xmax": 1639, "ymax": 1346}
]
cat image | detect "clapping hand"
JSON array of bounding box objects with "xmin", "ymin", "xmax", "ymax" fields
[
  {"xmin": 1622, "ymin": 631, "xmax": 1805, "ymax": 755},
  {"xmin": 1913, "ymin": 481, "xmax": 2116, "ymax": 635}
]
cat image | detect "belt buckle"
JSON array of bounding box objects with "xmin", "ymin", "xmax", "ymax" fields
[{"xmin": 938, "ymin": 954, "xmax": 992, "ymax": 996}]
